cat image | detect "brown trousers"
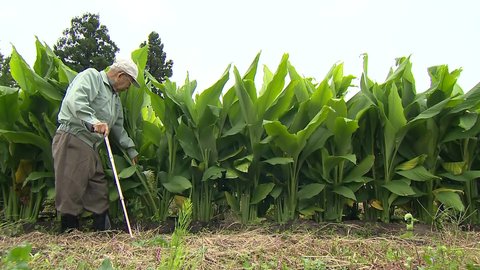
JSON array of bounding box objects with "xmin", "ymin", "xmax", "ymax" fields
[{"xmin": 52, "ymin": 131, "xmax": 109, "ymax": 215}]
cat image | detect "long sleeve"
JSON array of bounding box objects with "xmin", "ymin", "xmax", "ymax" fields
[
  {"xmin": 110, "ymin": 104, "xmax": 138, "ymax": 159},
  {"xmin": 61, "ymin": 69, "xmax": 101, "ymax": 126}
]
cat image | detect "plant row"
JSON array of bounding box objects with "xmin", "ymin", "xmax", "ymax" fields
[{"xmin": 1, "ymin": 39, "xmax": 479, "ymax": 225}]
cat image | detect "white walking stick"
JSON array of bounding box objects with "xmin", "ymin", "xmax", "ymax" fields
[{"xmin": 104, "ymin": 136, "xmax": 134, "ymax": 238}]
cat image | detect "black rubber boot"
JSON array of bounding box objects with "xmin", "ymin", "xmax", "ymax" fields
[
  {"xmin": 93, "ymin": 211, "xmax": 111, "ymax": 231},
  {"xmin": 60, "ymin": 214, "xmax": 79, "ymax": 233}
]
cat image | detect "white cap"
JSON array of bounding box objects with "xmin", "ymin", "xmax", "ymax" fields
[{"xmin": 111, "ymin": 58, "xmax": 140, "ymax": 87}]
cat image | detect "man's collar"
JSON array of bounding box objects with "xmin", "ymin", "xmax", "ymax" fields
[{"xmin": 101, "ymin": 71, "xmax": 117, "ymax": 94}]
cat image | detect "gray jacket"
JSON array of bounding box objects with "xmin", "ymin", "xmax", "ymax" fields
[{"xmin": 57, "ymin": 68, "xmax": 138, "ymax": 159}]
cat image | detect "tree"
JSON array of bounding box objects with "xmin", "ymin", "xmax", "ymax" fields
[
  {"xmin": 0, "ymin": 51, "xmax": 15, "ymax": 87},
  {"xmin": 54, "ymin": 13, "xmax": 119, "ymax": 72},
  {"xmin": 140, "ymin": 31, "xmax": 173, "ymax": 94}
]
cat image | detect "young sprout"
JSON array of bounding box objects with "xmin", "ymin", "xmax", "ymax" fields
[{"xmin": 404, "ymin": 213, "xmax": 418, "ymax": 231}]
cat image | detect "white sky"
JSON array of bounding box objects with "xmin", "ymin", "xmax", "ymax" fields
[{"xmin": 1, "ymin": 0, "xmax": 478, "ymax": 94}]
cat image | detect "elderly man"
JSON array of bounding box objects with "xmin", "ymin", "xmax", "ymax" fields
[{"xmin": 52, "ymin": 58, "xmax": 140, "ymax": 233}]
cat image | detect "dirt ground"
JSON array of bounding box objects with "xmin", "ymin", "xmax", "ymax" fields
[{"xmin": 2, "ymin": 218, "xmax": 480, "ymax": 269}]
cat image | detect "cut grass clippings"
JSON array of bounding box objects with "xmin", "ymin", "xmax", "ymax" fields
[{"xmin": 1, "ymin": 221, "xmax": 480, "ymax": 269}]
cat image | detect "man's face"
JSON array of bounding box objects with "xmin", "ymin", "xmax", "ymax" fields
[{"xmin": 113, "ymin": 72, "xmax": 134, "ymax": 92}]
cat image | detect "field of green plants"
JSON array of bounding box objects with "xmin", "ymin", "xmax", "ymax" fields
[
  {"xmin": 1, "ymin": 39, "xmax": 480, "ymax": 269},
  {"xmin": 2, "ymin": 38, "xmax": 480, "ymax": 227}
]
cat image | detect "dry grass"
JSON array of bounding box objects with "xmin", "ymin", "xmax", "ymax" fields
[{"xmin": 1, "ymin": 221, "xmax": 480, "ymax": 269}]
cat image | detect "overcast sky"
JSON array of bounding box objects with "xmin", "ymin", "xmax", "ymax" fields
[{"xmin": 1, "ymin": 0, "xmax": 478, "ymax": 94}]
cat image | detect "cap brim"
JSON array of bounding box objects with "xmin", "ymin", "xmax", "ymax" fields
[{"xmin": 132, "ymin": 79, "xmax": 140, "ymax": 88}]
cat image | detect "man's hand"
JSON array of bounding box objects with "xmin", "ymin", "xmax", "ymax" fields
[
  {"xmin": 93, "ymin": 122, "xmax": 109, "ymax": 136},
  {"xmin": 132, "ymin": 155, "xmax": 139, "ymax": 165}
]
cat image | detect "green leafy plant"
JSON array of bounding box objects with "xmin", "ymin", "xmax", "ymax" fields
[
  {"xmin": 159, "ymin": 198, "xmax": 198, "ymax": 269},
  {"xmin": 1, "ymin": 242, "xmax": 32, "ymax": 270},
  {"xmin": 404, "ymin": 213, "xmax": 418, "ymax": 231}
]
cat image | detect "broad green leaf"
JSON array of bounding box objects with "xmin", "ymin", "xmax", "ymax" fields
[
  {"xmin": 225, "ymin": 169, "xmax": 238, "ymax": 179},
  {"xmin": 327, "ymin": 98, "xmax": 348, "ymax": 120},
  {"xmin": 6, "ymin": 242, "xmax": 32, "ymax": 263},
  {"xmin": 299, "ymin": 206, "xmax": 324, "ymax": 216},
  {"xmin": 297, "ymin": 107, "xmax": 330, "ymax": 147},
  {"xmin": 270, "ymin": 186, "xmax": 282, "ymax": 199},
  {"xmin": 131, "ymin": 46, "xmax": 148, "ymax": 86},
  {"xmin": 458, "ymin": 111, "xmax": 477, "ymax": 130},
  {"xmin": 221, "ymin": 122, "xmax": 246, "ymax": 138},
  {"xmin": 310, "ymin": 78, "xmax": 334, "ymax": 113},
  {"xmin": 23, "ymin": 171, "xmax": 54, "ymax": 188},
  {"xmin": 388, "ymin": 193, "xmax": 399, "ymax": 208},
  {"xmin": 451, "ymin": 82, "xmax": 480, "ymax": 113},
  {"xmin": 396, "ymin": 166, "xmax": 440, "ymax": 181},
  {"xmin": 260, "ymin": 65, "xmax": 273, "ymax": 95},
  {"xmin": 257, "ymin": 54, "xmax": 289, "ymax": 116},
  {"xmin": 225, "ymin": 191, "xmax": 240, "ymax": 213},
  {"xmin": 298, "ymin": 183, "xmax": 326, "ymax": 200},
  {"xmin": 197, "ymin": 111, "xmax": 218, "ymax": 162},
  {"xmin": 218, "ymin": 146, "xmax": 245, "ymax": 162},
  {"xmin": 145, "ymin": 73, "xmax": 166, "ymax": 118},
  {"xmin": 434, "ymin": 190, "xmax": 465, "ymax": 212},
  {"xmin": 264, "ymin": 80, "xmax": 297, "ymax": 121},
  {"xmin": 43, "ymin": 112, "xmax": 58, "ymax": 138},
  {"xmin": 162, "ymin": 175, "xmax": 192, "ymax": 194},
  {"xmin": 234, "ymin": 156, "xmax": 252, "ymax": 173},
  {"xmin": 202, "ymin": 166, "xmax": 225, "ymax": 182},
  {"xmin": 47, "ymin": 187, "xmax": 55, "ymax": 200},
  {"xmin": 268, "ymin": 105, "xmax": 329, "ymax": 159},
  {"xmin": 196, "ymin": 65, "xmax": 230, "ymax": 123},
  {"xmin": 262, "ymin": 157, "xmax": 294, "ymax": 165},
  {"xmin": 0, "ymin": 87, "xmax": 20, "ymax": 129},
  {"xmin": 11, "ymin": 46, "xmax": 63, "ymax": 101},
  {"xmin": 440, "ymin": 171, "xmax": 480, "ymax": 182},
  {"xmin": 117, "ymin": 180, "xmax": 141, "ymax": 191},
  {"xmin": 263, "ymin": 120, "xmax": 298, "ymax": 157},
  {"xmin": 28, "ymin": 112, "xmax": 49, "ymax": 140},
  {"xmin": 142, "ymin": 121, "xmax": 163, "ymax": 147},
  {"xmin": 243, "ymin": 52, "xmax": 261, "ymax": 82},
  {"xmin": 251, "ymin": 183, "xmax": 275, "ymax": 204},
  {"xmin": 109, "ymin": 180, "xmax": 141, "ymax": 201},
  {"xmin": 387, "ymin": 84, "xmax": 407, "ymax": 129},
  {"xmin": 324, "ymin": 154, "xmax": 357, "ymax": 173},
  {"xmin": 333, "ymin": 117, "xmax": 358, "ymax": 155},
  {"xmin": 384, "ymin": 120, "xmax": 397, "ymax": 168},
  {"xmin": 176, "ymin": 123, "xmax": 201, "ymax": 161},
  {"xmin": 333, "ymin": 186, "xmax": 357, "ymax": 201},
  {"xmin": 442, "ymin": 122, "xmax": 480, "ymax": 143},
  {"xmin": 0, "ymin": 129, "xmax": 50, "ymax": 154},
  {"xmin": 391, "ymin": 195, "xmax": 413, "ymax": 206},
  {"xmin": 407, "ymin": 98, "xmax": 451, "ymax": 126},
  {"xmin": 382, "ymin": 180, "xmax": 416, "ymax": 196},
  {"xmin": 121, "ymin": 79, "xmax": 145, "ymax": 136},
  {"xmin": 34, "ymin": 38, "xmax": 53, "ymax": 77},
  {"xmin": 234, "ymin": 162, "xmax": 249, "ymax": 173},
  {"xmin": 118, "ymin": 166, "xmax": 137, "ymax": 179},
  {"xmin": 370, "ymin": 199, "xmax": 384, "ymax": 210},
  {"xmin": 25, "ymin": 171, "xmax": 54, "ymax": 181},
  {"xmin": 288, "ymin": 64, "xmax": 309, "ymax": 102},
  {"xmin": 98, "ymin": 258, "xmax": 115, "ymax": 270},
  {"xmin": 346, "ymin": 181, "xmax": 368, "ymax": 193},
  {"xmin": 395, "ymin": 155, "xmax": 427, "ymax": 171},
  {"xmin": 234, "ymin": 67, "xmax": 256, "ymax": 125},
  {"xmin": 56, "ymin": 58, "xmax": 77, "ymax": 84},
  {"xmin": 442, "ymin": 162, "xmax": 465, "ymax": 175},
  {"xmin": 343, "ymin": 155, "xmax": 375, "ymax": 183},
  {"xmin": 299, "ymin": 127, "xmax": 333, "ymax": 162}
]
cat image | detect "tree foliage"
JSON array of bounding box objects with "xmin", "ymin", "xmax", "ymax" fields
[
  {"xmin": 140, "ymin": 31, "xmax": 173, "ymax": 93},
  {"xmin": 54, "ymin": 13, "xmax": 119, "ymax": 72},
  {"xmin": 0, "ymin": 51, "xmax": 15, "ymax": 87}
]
